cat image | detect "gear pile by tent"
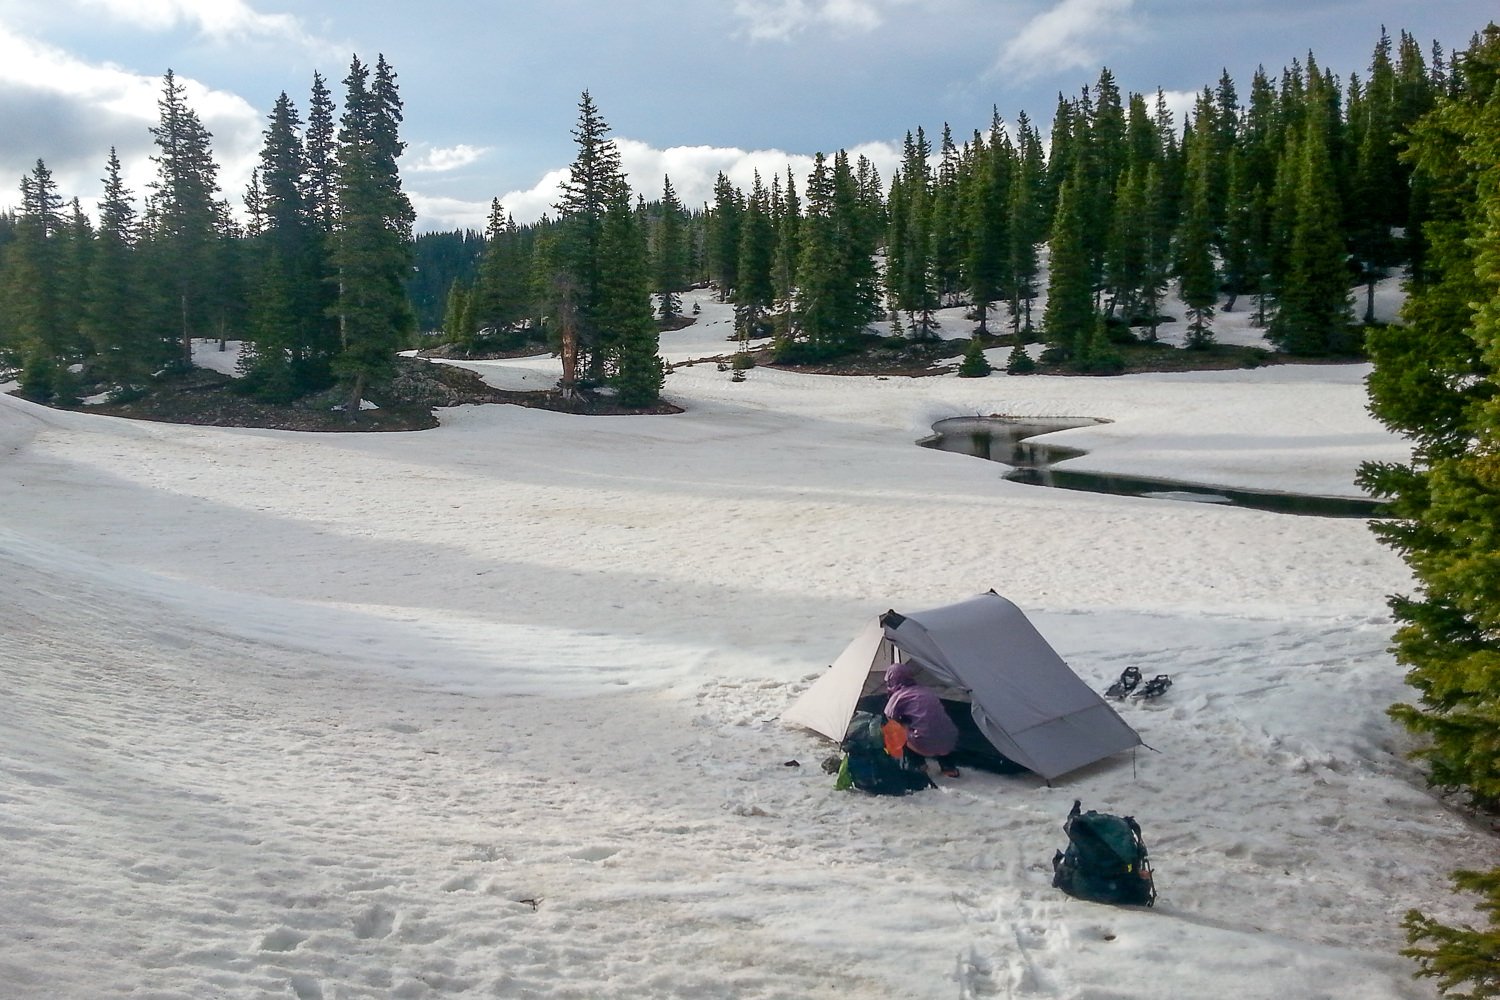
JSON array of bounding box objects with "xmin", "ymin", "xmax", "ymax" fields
[
  {"xmin": 784, "ymin": 591, "xmax": 1143, "ymax": 782},
  {"xmin": 785, "ymin": 591, "xmax": 1158, "ymax": 904}
]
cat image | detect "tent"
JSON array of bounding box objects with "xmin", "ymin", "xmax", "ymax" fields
[{"xmin": 783, "ymin": 592, "xmax": 1142, "ymax": 782}]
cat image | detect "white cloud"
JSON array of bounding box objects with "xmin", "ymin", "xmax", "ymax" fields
[
  {"xmin": 76, "ymin": 0, "xmax": 312, "ymax": 44},
  {"xmin": 732, "ymin": 0, "xmax": 913, "ymax": 41},
  {"xmin": 993, "ymin": 0, "xmax": 1143, "ymax": 82},
  {"xmin": 0, "ymin": 24, "xmax": 262, "ymax": 219},
  {"xmin": 413, "ymin": 138, "xmax": 905, "ymax": 232},
  {"xmin": 403, "ymin": 144, "xmax": 490, "ymax": 175}
]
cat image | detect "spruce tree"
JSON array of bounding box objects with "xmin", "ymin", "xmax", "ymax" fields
[
  {"xmin": 244, "ymin": 91, "xmax": 328, "ymax": 398},
  {"xmin": 147, "ymin": 69, "xmax": 226, "ymax": 367},
  {"xmin": 1, "ymin": 160, "xmax": 65, "ymax": 394},
  {"xmin": 653, "ymin": 175, "xmax": 688, "ymax": 321},
  {"xmin": 597, "ymin": 178, "xmax": 663, "ymax": 406},
  {"xmin": 771, "ymin": 168, "xmax": 801, "ymax": 337},
  {"xmin": 84, "ymin": 149, "xmax": 151, "ymax": 385},
  {"xmin": 709, "ymin": 172, "xmax": 742, "ymax": 299},
  {"xmin": 1269, "ymin": 95, "xmax": 1352, "ymax": 355},
  {"xmin": 1008, "ymin": 113, "xmax": 1045, "ymax": 336},
  {"xmin": 965, "ymin": 115, "xmax": 1012, "ymax": 335},
  {"xmin": 330, "ymin": 54, "xmax": 416, "ymax": 415},
  {"xmin": 555, "ymin": 90, "xmax": 622, "ymax": 383},
  {"xmin": 472, "ymin": 199, "xmax": 531, "ymax": 342},
  {"xmin": 1042, "ymin": 175, "xmax": 1093, "ymax": 361},
  {"xmin": 929, "ymin": 124, "xmax": 965, "ymax": 305},
  {"xmin": 1177, "ymin": 107, "xmax": 1219, "ymax": 349},
  {"xmin": 735, "ymin": 171, "xmax": 776, "ymax": 346},
  {"xmin": 1359, "ymin": 29, "xmax": 1500, "ymax": 994}
]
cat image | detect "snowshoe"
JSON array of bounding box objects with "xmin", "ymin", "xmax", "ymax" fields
[
  {"xmin": 1105, "ymin": 666, "xmax": 1142, "ymax": 700},
  {"xmin": 1133, "ymin": 674, "xmax": 1172, "ymax": 700}
]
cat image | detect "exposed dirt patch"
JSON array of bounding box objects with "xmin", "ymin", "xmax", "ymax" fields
[{"xmin": 20, "ymin": 356, "xmax": 679, "ymax": 433}]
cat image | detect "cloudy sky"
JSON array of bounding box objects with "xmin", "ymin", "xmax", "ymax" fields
[{"xmin": 0, "ymin": 0, "xmax": 1493, "ymax": 232}]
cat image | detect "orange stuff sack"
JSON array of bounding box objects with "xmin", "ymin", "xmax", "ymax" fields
[{"xmin": 882, "ymin": 719, "xmax": 908, "ymax": 758}]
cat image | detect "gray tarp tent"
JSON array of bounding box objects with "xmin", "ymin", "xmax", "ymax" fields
[{"xmin": 782, "ymin": 592, "xmax": 1142, "ymax": 781}]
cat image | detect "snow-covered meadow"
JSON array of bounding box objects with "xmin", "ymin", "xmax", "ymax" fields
[{"xmin": 3, "ymin": 286, "xmax": 1495, "ymax": 999}]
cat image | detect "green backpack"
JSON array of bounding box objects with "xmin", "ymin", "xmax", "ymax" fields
[
  {"xmin": 836, "ymin": 711, "xmax": 933, "ymax": 796},
  {"xmin": 1051, "ymin": 799, "xmax": 1156, "ymax": 907}
]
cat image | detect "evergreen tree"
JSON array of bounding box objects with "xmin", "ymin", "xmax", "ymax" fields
[
  {"xmin": 443, "ymin": 278, "xmax": 472, "ymax": 347},
  {"xmin": 472, "ymin": 199, "xmax": 531, "ymax": 342},
  {"xmin": 84, "ymin": 149, "xmax": 151, "ymax": 385},
  {"xmin": 887, "ymin": 128, "xmax": 939, "ymax": 337},
  {"xmin": 1358, "ymin": 27, "xmax": 1500, "ymax": 995},
  {"xmin": 597, "ymin": 178, "xmax": 664, "ymax": 406},
  {"xmin": 57, "ymin": 198, "xmax": 93, "ymax": 363},
  {"xmin": 929, "ymin": 124, "xmax": 965, "ymax": 305},
  {"xmin": 330, "ymin": 54, "xmax": 416, "ymax": 414},
  {"xmin": 653, "ymin": 175, "xmax": 688, "ymax": 321},
  {"xmin": 787, "ymin": 151, "xmax": 879, "ymax": 358},
  {"xmin": 957, "ymin": 335, "xmax": 992, "ymax": 377},
  {"xmin": 771, "ymin": 168, "xmax": 801, "ymax": 336},
  {"xmin": 1269, "ymin": 95, "xmax": 1352, "ymax": 355},
  {"xmin": 1177, "ymin": 107, "xmax": 1219, "ymax": 348},
  {"xmin": 735, "ymin": 171, "xmax": 776, "ymax": 345},
  {"xmin": 243, "ymin": 91, "xmax": 330, "ymax": 399},
  {"xmin": 304, "ymin": 71, "xmax": 338, "ymax": 232},
  {"xmin": 1138, "ymin": 161, "xmax": 1173, "ymax": 340},
  {"xmin": 1008, "ymin": 113, "xmax": 1045, "ymax": 335},
  {"xmin": 555, "ymin": 90, "xmax": 622, "ymax": 383},
  {"xmin": 1042, "ymin": 175, "xmax": 1094, "ymax": 361},
  {"xmin": 1, "ymin": 160, "xmax": 65, "ymax": 393},
  {"xmin": 965, "ymin": 114, "xmax": 1012, "ymax": 335},
  {"xmin": 709, "ymin": 172, "xmax": 742, "ymax": 299},
  {"xmin": 147, "ymin": 69, "xmax": 225, "ymax": 366}
]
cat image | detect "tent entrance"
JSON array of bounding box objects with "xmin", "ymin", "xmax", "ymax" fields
[{"xmin": 853, "ymin": 692, "xmax": 1028, "ymax": 775}]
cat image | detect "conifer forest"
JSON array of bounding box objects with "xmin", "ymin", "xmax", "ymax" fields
[{"xmin": 6, "ymin": 18, "xmax": 1500, "ymax": 994}]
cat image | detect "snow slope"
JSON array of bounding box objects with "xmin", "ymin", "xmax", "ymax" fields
[{"xmin": 2, "ymin": 288, "xmax": 1492, "ymax": 1000}]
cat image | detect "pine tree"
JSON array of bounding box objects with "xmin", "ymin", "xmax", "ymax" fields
[
  {"xmin": 1042, "ymin": 175, "xmax": 1093, "ymax": 361},
  {"xmin": 653, "ymin": 175, "xmax": 688, "ymax": 321},
  {"xmin": 1, "ymin": 160, "xmax": 65, "ymax": 395},
  {"xmin": 1177, "ymin": 105, "xmax": 1219, "ymax": 349},
  {"xmin": 789, "ymin": 151, "xmax": 879, "ymax": 359},
  {"xmin": 771, "ymin": 168, "xmax": 801, "ymax": 337},
  {"xmin": 597, "ymin": 178, "xmax": 663, "ymax": 406},
  {"xmin": 1269, "ymin": 94, "xmax": 1352, "ymax": 355},
  {"xmin": 329, "ymin": 54, "xmax": 416, "ymax": 415},
  {"xmin": 304, "ymin": 71, "xmax": 338, "ymax": 232},
  {"xmin": 1139, "ymin": 161, "xmax": 1173, "ymax": 340},
  {"xmin": 1008, "ymin": 113, "xmax": 1045, "ymax": 336},
  {"xmin": 709, "ymin": 172, "xmax": 742, "ymax": 299},
  {"xmin": 555, "ymin": 90, "xmax": 622, "ymax": 383},
  {"xmin": 243, "ymin": 90, "xmax": 329, "ymax": 399},
  {"xmin": 1358, "ymin": 29, "xmax": 1500, "ymax": 994},
  {"xmin": 84, "ymin": 149, "xmax": 151, "ymax": 385},
  {"xmin": 965, "ymin": 114, "xmax": 1013, "ymax": 335},
  {"xmin": 472, "ymin": 199, "xmax": 531, "ymax": 343},
  {"xmin": 735, "ymin": 171, "xmax": 776, "ymax": 346},
  {"xmin": 147, "ymin": 69, "xmax": 225, "ymax": 366},
  {"xmin": 929, "ymin": 124, "xmax": 965, "ymax": 305}
]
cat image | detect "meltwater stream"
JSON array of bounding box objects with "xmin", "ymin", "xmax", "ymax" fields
[{"xmin": 919, "ymin": 416, "xmax": 1389, "ymax": 519}]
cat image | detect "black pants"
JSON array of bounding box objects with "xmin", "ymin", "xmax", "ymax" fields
[{"xmin": 903, "ymin": 748, "xmax": 956, "ymax": 772}]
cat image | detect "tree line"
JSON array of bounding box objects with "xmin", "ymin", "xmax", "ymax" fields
[
  {"xmin": 0, "ymin": 25, "xmax": 1462, "ymax": 412},
  {"xmin": 424, "ymin": 25, "xmax": 1454, "ymax": 380},
  {"xmin": 0, "ymin": 58, "xmax": 418, "ymax": 415}
]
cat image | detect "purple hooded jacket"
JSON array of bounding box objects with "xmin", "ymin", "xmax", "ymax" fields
[{"xmin": 882, "ymin": 661, "xmax": 959, "ymax": 757}]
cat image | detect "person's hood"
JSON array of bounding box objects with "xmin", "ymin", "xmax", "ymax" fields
[{"xmin": 885, "ymin": 661, "xmax": 919, "ymax": 690}]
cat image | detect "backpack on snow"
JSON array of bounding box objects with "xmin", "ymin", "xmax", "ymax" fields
[
  {"xmin": 838, "ymin": 711, "xmax": 933, "ymax": 796},
  {"xmin": 1051, "ymin": 799, "xmax": 1156, "ymax": 907}
]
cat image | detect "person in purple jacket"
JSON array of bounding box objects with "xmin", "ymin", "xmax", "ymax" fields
[{"xmin": 883, "ymin": 661, "xmax": 961, "ymax": 778}]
